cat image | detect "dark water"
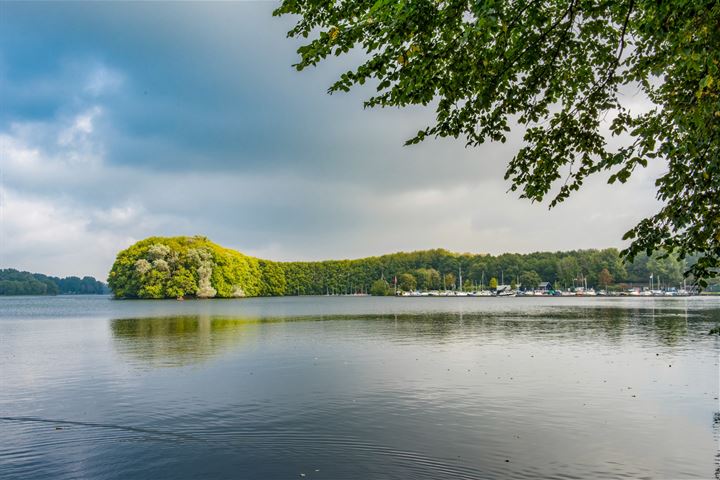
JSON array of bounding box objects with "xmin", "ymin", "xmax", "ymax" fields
[{"xmin": 1, "ymin": 295, "xmax": 718, "ymax": 479}]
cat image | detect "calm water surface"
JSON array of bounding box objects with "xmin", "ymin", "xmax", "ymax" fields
[{"xmin": 1, "ymin": 295, "xmax": 719, "ymax": 479}]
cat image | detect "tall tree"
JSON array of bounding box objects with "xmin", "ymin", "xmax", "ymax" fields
[
  {"xmin": 444, "ymin": 272, "xmax": 456, "ymax": 290},
  {"xmin": 519, "ymin": 270, "xmax": 542, "ymax": 290},
  {"xmin": 398, "ymin": 273, "xmax": 417, "ymax": 291},
  {"xmin": 370, "ymin": 278, "xmax": 392, "ymax": 296},
  {"xmin": 597, "ymin": 268, "xmax": 614, "ymax": 288},
  {"xmin": 274, "ymin": 0, "xmax": 720, "ymax": 285}
]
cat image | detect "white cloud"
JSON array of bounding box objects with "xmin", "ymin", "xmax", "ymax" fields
[
  {"xmin": 84, "ymin": 64, "xmax": 124, "ymax": 96},
  {"xmin": 1, "ymin": 106, "xmax": 105, "ymax": 189},
  {"xmin": 58, "ymin": 106, "xmax": 102, "ymax": 147},
  {"xmin": 0, "ymin": 102, "xmax": 171, "ymax": 277},
  {"xmin": 0, "ymin": 187, "xmax": 135, "ymax": 278}
]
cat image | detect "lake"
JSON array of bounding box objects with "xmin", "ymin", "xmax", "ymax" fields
[{"xmin": 1, "ymin": 295, "xmax": 718, "ymax": 479}]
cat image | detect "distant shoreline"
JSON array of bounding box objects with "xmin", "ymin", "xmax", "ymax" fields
[
  {"xmin": 108, "ymin": 236, "xmax": 717, "ymax": 300},
  {"xmin": 0, "ymin": 268, "xmax": 109, "ymax": 297}
]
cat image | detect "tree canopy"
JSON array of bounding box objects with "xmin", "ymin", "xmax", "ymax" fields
[
  {"xmin": 108, "ymin": 236, "xmax": 706, "ymax": 299},
  {"xmin": 273, "ymin": 0, "xmax": 720, "ymax": 285},
  {"xmin": 0, "ymin": 269, "xmax": 107, "ymax": 296}
]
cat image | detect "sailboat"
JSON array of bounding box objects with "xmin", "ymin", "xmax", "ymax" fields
[{"xmin": 454, "ymin": 265, "xmax": 468, "ymax": 296}]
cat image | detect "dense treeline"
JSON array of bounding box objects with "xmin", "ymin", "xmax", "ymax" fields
[
  {"xmin": 108, "ymin": 236, "xmax": 713, "ymax": 299},
  {"xmin": 0, "ymin": 269, "xmax": 108, "ymax": 296}
]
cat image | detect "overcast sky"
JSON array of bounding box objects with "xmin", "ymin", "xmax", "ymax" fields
[{"xmin": 0, "ymin": 1, "xmax": 663, "ymax": 279}]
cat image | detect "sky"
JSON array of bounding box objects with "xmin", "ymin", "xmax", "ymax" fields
[{"xmin": 0, "ymin": 1, "xmax": 664, "ymax": 280}]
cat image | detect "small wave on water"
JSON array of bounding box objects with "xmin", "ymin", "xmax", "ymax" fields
[
  {"xmin": 0, "ymin": 415, "xmax": 500, "ymax": 479},
  {"xmin": 0, "ymin": 416, "xmax": 198, "ymax": 442},
  {"xmin": 0, "ymin": 397, "xmax": 711, "ymax": 480}
]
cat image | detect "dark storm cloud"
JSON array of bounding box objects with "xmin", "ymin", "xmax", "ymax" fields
[{"xmin": 1, "ymin": 1, "xmax": 514, "ymax": 185}]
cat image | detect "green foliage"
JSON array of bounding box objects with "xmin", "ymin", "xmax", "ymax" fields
[
  {"xmin": 414, "ymin": 268, "xmax": 441, "ymax": 290},
  {"xmin": 259, "ymin": 260, "xmax": 287, "ymax": 296},
  {"xmin": 274, "ymin": 0, "xmax": 720, "ymax": 282},
  {"xmin": 139, "ymin": 270, "xmax": 168, "ymax": 299},
  {"xmin": 108, "ymin": 236, "xmax": 261, "ymax": 299},
  {"xmin": 519, "ymin": 270, "xmax": 542, "ymax": 290},
  {"xmin": 165, "ymin": 267, "xmax": 197, "ymax": 299},
  {"xmin": 370, "ymin": 278, "xmax": 392, "ymax": 296},
  {"xmin": 108, "ymin": 236, "xmax": 712, "ymax": 298},
  {"xmin": 598, "ymin": 268, "xmax": 614, "ymax": 287},
  {"xmin": 397, "ymin": 273, "xmax": 417, "ymax": 291},
  {"xmin": 624, "ymin": 251, "xmax": 684, "ymax": 286},
  {"xmin": 0, "ymin": 269, "xmax": 106, "ymax": 296}
]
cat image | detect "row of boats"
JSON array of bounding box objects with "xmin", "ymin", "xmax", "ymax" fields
[{"xmin": 397, "ymin": 288, "xmax": 697, "ymax": 297}]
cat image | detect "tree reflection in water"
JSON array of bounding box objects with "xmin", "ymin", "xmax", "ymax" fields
[
  {"xmin": 111, "ymin": 316, "xmax": 263, "ymax": 367},
  {"xmin": 110, "ymin": 307, "xmax": 712, "ymax": 367}
]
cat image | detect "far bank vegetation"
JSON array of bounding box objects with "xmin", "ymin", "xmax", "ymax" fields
[{"xmin": 107, "ymin": 236, "xmax": 713, "ymax": 299}]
